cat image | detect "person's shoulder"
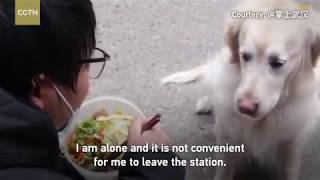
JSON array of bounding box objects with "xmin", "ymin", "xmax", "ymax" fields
[{"xmin": 0, "ymin": 167, "xmax": 74, "ymax": 180}]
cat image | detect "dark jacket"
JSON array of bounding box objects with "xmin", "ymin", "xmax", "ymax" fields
[{"xmin": 0, "ymin": 88, "xmax": 185, "ymax": 180}]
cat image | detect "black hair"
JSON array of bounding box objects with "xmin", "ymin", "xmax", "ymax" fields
[{"xmin": 0, "ymin": 0, "xmax": 96, "ymax": 99}]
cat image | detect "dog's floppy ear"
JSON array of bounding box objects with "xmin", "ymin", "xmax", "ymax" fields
[
  {"xmin": 311, "ymin": 29, "xmax": 320, "ymax": 67},
  {"xmin": 224, "ymin": 18, "xmax": 242, "ymax": 64},
  {"xmin": 310, "ymin": 10, "xmax": 320, "ymax": 66}
]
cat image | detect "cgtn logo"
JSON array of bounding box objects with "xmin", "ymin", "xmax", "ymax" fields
[
  {"xmin": 15, "ymin": 0, "xmax": 40, "ymax": 25},
  {"xmin": 17, "ymin": 9, "xmax": 39, "ymax": 16}
]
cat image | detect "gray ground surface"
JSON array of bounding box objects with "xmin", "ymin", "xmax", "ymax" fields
[{"xmin": 88, "ymin": 1, "xmax": 320, "ymax": 179}]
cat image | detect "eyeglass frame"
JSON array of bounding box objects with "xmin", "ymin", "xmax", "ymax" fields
[{"xmin": 79, "ymin": 47, "xmax": 111, "ymax": 79}]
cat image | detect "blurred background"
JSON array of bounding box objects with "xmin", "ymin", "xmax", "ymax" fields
[{"xmin": 88, "ymin": 1, "xmax": 320, "ymax": 179}]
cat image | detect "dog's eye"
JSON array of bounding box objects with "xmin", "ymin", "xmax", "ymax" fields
[
  {"xmin": 240, "ymin": 52, "xmax": 252, "ymax": 62},
  {"xmin": 269, "ymin": 55, "xmax": 285, "ymax": 69}
]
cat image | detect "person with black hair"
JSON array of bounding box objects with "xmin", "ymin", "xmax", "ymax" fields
[{"xmin": 0, "ymin": 0, "xmax": 185, "ymax": 179}]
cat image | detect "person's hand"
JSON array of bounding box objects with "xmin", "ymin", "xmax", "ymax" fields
[{"xmin": 127, "ymin": 118, "xmax": 172, "ymax": 147}]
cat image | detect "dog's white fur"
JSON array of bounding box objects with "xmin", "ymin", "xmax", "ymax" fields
[{"xmin": 162, "ymin": 1, "xmax": 320, "ymax": 180}]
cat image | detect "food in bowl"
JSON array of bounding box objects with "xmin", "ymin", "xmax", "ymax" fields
[{"xmin": 67, "ymin": 108, "xmax": 133, "ymax": 172}]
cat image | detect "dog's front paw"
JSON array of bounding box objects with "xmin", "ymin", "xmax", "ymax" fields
[
  {"xmin": 196, "ymin": 96, "xmax": 212, "ymax": 114},
  {"xmin": 161, "ymin": 71, "xmax": 197, "ymax": 85},
  {"xmin": 213, "ymin": 176, "xmax": 233, "ymax": 180},
  {"xmin": 161, "ymin": 64, "xmax": 206, "ymax": 85}
]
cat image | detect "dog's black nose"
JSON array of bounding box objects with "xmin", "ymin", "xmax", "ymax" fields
[{"xmin": 237, "ymin": 98, "xmax": 259, "ymax": 117}]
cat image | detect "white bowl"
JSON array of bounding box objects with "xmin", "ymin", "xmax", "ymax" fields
[{"xmin": 59, "ymin": 96, "xmax": 146, "ymax": 180}]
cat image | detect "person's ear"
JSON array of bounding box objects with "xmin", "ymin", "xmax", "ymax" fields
[
  {"xmin": 30, "ymin": 74, "xmax": 49, "ymax": 109},
  {"xmin": 224, "ymin": 17, "xmax": 242, "ymax": 64}
]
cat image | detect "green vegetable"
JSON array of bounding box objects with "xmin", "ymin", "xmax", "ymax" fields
[{"xmin": 68, "ymin": 109, "xmax": 134, "ymax": 172}]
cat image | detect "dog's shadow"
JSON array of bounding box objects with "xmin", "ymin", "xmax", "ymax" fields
[
  {"xmin": 197, "ymin": 113, "xmax": 276, "ymax": 180},
  {"xmin": 234, "ymin": 161, "xmax": 276, "ymax": 180}
]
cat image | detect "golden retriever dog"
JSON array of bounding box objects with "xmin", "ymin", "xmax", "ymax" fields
[{"xmin": 162, "ymin": 1, "xmax": 320, "ymax": 180}]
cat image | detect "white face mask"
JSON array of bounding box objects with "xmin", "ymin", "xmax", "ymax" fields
[{"xmin": 51, "ymin": 83, "xmax": 79, "ymax": 133}]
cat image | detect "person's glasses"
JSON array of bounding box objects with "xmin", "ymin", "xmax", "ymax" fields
[{"xmin": 80, "ymin": 47, "xmax": 111, "ymax": 79}]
